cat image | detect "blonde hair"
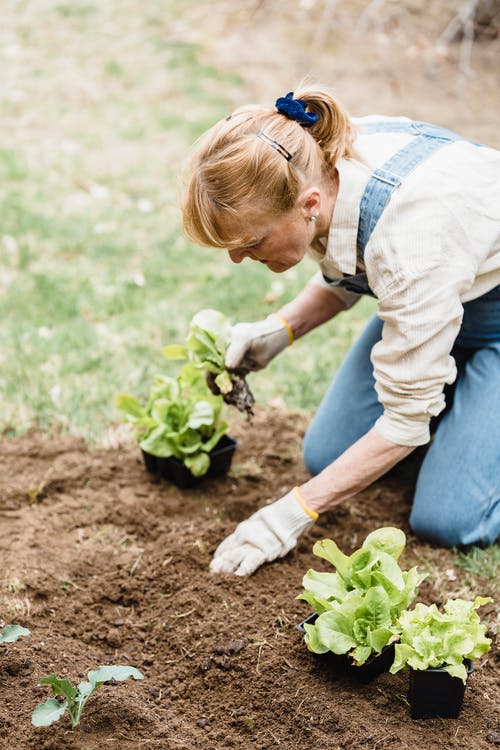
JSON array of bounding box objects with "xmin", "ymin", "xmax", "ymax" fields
[{"xmin": 182, "ymin": 84, "xmax": 356, "ymax": 249}]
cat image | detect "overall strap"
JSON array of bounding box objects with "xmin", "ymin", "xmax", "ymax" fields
[
  {"xmin": 322, "ymin": 120, "xmax": 473, "ymax": 298},
  {"xmin": 357, "ymin": 121, "xmax": 464, "ymax": 259}
]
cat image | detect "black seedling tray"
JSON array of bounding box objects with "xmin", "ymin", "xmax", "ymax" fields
[
  {"xmin": 409, "ymin": 660, "xmax": 473, "ymax": 719},
  {"xmin": 142, "ymin": 435, "xmax": 237, "ymax": 489}
]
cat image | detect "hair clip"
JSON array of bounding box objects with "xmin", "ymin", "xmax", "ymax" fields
[{"xmin": 255, "ymin": 130, "xmax": 292, "ymax": 161}]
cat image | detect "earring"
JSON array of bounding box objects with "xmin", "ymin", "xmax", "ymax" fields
[{"xmin": 309, "ymin": 216, "xmax": 317, "ymax": 222}]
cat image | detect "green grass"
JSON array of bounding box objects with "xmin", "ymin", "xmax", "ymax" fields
[
  {"xmin": 455, "ymin": 545, "xmax": 500, "ymax": 593},
  {"xmin": 454, "ymin": 545, "xmax": 499, "ymax": 634},
  {"xmin": 0, "ymin": 0, "xmax": 376, "ymax": 443}
]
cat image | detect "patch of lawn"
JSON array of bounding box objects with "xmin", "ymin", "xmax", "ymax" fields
[
  {"xmin": 0, "ymin": 0, "xmax": 375, "ymax": 442},
  {"xmin": 455, "ymin": 545, "xmax": 500, "ymax": 593}
]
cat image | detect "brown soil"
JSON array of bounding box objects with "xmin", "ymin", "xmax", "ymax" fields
[{"xmin": 0, "ymin": 408, "xmax": 497, "ymax": 750}]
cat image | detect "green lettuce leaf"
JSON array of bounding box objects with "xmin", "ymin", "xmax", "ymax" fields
[
  {"xmin": 362, "ymin": 527, "xmax": 406, "ymax": 560},
  {"xmin": 298, "ymin": 527, "xmax": 428, "ymax": 665},
  {"xmin": 300, "ymin": 569, "xmax": 348, "ymax": 603},
  {"xmin": 200, "ymin": 423, "xmax": 228, "ymax": 453},
  {"xmin": 31, "ymin": 698, "xmax": 68, "ymax": 727},
  {"xmin": 115, "ymin": 393, "xmax": 147, "ymax": 420},
  {"xmin": 0, "ymin": 624, "xmax": 30, "ymax": 644},
  {"xmin": 350, "ymin": 645, "xmax": 372, "ymax": 665},
  {"xmin": 187, "ymin": 401, "xmax": 214, "ymax": 429},
  {"xmin": 303, "ymin": 623, "xmax": 330, "ymax": 654},
  {"xmin": 368, "ymin": 627, "xmax": 394, "ymax": 653},
  {"xmin": 354, "ymin": 586, "xmax": 392, "ymax": 632},
  {"xmin": 315, "ymin": 610, "xmax": 358, "ymax": 654},
  {"xmin": 162, "ymin": 344, "xmax": 189, "ymax": 360},
  {"xmin": 139, "ymin": 425, "xmax": 176, "ymax": 458},
  {"xmin": 190, "ymin": 309, "xmax": 232, "ymax": 356},
  {"xmin": 214, "ymin": 370, "xmax": 233, "ymax": 395},
  {"xmin": 390, "ymin": 597, "xmax": 493, "ymax": 683},
  {"xmin": 312, "ymin": 539, "xmax": 352, "ymax": 582},
  {"xmin": 184, "ymin": 452, "xmax": 211, "ymax": 477},
  {"xmin": 87, "ymin": 665, "xmax": 144, "ymax": 689}
]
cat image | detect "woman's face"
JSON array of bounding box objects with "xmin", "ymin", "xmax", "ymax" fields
[{"xmin": 226, "ymin": 210, "xmax": 316, "ymax": 273}]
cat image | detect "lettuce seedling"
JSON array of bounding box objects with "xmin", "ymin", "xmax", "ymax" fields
[
  {"xmin": 32, "ymin": 665, "xmax": 144, "ymax": 729},
  {"xmin": 298, "ymin": 527, "xmax": 427, "ymax": 665},
  {"xmin": 389, "ymin": 596, "xmax": 493, "ymax": 683},
  {"xmin": 163, "ymin": 308, "xmax": 255, "ymax": 415},
  {"xmin": 116, "ymin": 363, "xmax": 229, "ymax": 477},
  {"xmin": 0, "ymin": 624, "xmax": 30, "ymax": 643}
]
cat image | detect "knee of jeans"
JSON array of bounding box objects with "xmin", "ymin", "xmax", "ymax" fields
[
  {"xmin": 409, "ymin": 502, "xmax": 469, "ymax": 548},
  {"xmin": 302, "ymin": 426, "xmax": 343, "ymax": 476}
]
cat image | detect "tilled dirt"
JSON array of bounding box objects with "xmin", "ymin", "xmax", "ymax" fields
[{"xmin": 0, "ymin": 408, "xmax": 497, "ymax": 750}]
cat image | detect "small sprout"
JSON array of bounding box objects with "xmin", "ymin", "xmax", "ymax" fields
[
  {"xmin": 32, "ymin": 665, "xmax": 144, "ymax": 729},
  {"xmin": 61, "ymin": 580, "xmax": 80, "ymax": 592},
  {"xmin": 171, "ymin": 608, "xmax": 195, "ymax": 621},
  {"xmin": 0, "ymin": 624, "xmax": 30, "ymax": 644},
  {"xmin": 119, "ymin": 535, "xmax": 134, "ymax": 549},
  {"xmin": 129, "ymin": 555, "xmax": 142, "ymax": 576}
]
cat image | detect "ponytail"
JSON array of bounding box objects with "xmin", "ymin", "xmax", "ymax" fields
[
  {"xmin": 182, "ymin": 83, "xmax": 355, "ymax": 249},
  {"xmin": 292, "ymin": 83, "xmax": 356, "ymax": 166}
]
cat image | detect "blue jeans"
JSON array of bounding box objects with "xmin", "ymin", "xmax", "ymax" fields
[{"xmin": 303, "ymin": 285, "xmax": 500, "ymax": 547}]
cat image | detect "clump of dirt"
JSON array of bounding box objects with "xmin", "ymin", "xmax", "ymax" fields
[
  {"xmin": 207, "ymin": 370, "xmax": 255, "ymax": 416},
  {"xmin": 0, "ymin": 408, "xmax": 497, "ymax": 750}
]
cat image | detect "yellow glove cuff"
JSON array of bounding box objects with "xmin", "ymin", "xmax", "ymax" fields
[
  {"xmin": 293, "ymin": 486, "xmax": 319, "ymax": 521},
  {"xmin": 272, "ymin": 314, "xmax": 294, "ymax": 345}
]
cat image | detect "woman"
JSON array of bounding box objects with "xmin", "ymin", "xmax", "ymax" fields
[{"xmin": 182, "ymin": 85, "xmax": 500, "ymax": 576}]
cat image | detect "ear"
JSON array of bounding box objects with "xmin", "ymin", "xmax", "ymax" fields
[{"xmin": 298, "ymin": 186, "xmax": 321, "ymax": 219}]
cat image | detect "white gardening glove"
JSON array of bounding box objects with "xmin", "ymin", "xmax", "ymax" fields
[
  {"xmin": 225, "ymin": 314, "xmax": 293, "ymax": 372},
  {"xmin": 210, "ymin": 488, "xmax": 318, "ymax": 576}
]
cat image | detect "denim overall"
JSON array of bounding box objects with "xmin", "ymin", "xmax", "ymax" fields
[
  {"xmin": 303, "ymin": 120, "xmax": 500, "ymax": 547},
  {"xmin": 323, "ymin": 119, "xmax": 478, "ymax": 297}
]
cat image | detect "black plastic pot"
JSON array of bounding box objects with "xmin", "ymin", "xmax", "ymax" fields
[
  {"xmin": 297, "ymin": 613, "xmax": 395, "ymax": 684},
  {"xmin": 409, "ymin": 660, "xmax": 473, "ymax": 719},
  {"xmin": 141, "ymin": 435, "xmax": 237, "ymax": 489}
]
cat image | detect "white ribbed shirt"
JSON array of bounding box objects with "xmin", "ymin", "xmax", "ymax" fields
[{"xmin": 309, "ymin": 116, "xmax": 500, "ymax": 446}]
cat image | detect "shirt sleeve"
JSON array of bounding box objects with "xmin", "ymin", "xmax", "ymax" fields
[{"xmin": 370, "ymin": 264, "xmax": 467, "ymax": 446}]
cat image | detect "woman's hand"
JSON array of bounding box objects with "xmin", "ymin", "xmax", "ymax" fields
[
  {"xmin": 225, "ymin": 315, "xmax": 292, "ymax": 372},
  {"xmin": 210, "ymin": 488, "xmax": 317, "ymax": 576},
  {"xmin": 210, "ymin": 429, "xmax": 415, "ymax": 577},
  {"xmin": 225, "ymin": 281, "xmax": 346, "ymax": 373}
]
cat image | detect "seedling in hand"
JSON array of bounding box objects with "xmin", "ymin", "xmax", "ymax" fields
[
  {"xmin": 32, "ymin": 665, "xmax": 144, "ymax": 729},
  {"xmin": 163, "ymin": 308, "xmax": 255, "ymax": 415}
]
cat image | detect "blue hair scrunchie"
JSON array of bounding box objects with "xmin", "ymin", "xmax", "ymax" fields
[{"xmin": 275, "ymin": 92, "xmax": 318, "ymax": 128}]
